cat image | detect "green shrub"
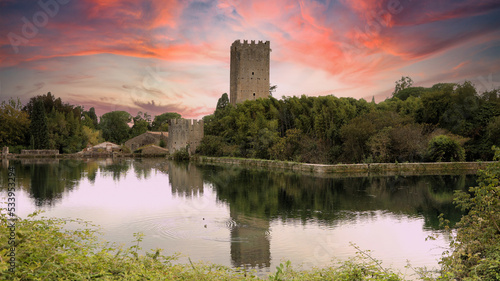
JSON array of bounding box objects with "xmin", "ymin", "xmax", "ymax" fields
[
  {"xmin": 439, "ymin": 147, "xmax": 500, "ymax": 280},
  {"xmin": 427, "ymin": 135, "xmax": 465, "ymax": 162},
  {"xmin": 198, "ymin": 135, "xmax": 224, "ymax": 157},
  {"xmin": 172, "ymin": 147, "xmax": 190, "ymax": 161}
]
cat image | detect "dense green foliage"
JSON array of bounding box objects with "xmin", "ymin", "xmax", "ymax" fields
[
  {"xmin": 129, "ymin": 111, "xmax": 152, "ymax": 139},
  {"xmin": 28, "ymin": 99, "xmax": 49, "ymax": 149},
  {"xmin": 0, "ymin": 92, "xmax": 184, "ymax": 152},
  {"xmin": 172, "ymin": 147, "xmax": 190, "ymax": 161},
  {"xmin": 100, "ymin": 111, "xmax": 133, "ymax": 144},
  {"xmin": 0, "ymin": 98, "xmax": 30, "ymax": 152},
  {"xmin": 427, "ymin": 135, "xmax": 466, "ymax": 162},
  {"xmin": 200, "ymin": 82, "xmax": 499, "ymax": 163},
  {"xmin": 439, "ymin": 147, "xmax": 500, "ymax": 280}
]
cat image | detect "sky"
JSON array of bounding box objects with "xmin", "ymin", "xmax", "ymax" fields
[{"xmin": 1, "ymin": 0, "xmax": 500, "ymax": 119}]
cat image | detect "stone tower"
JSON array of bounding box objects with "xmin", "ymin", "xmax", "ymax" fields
[
  {"xmin": 168, "ymin": 119, "xmax": 204, "ymax": 155},
  {"xmin": 230, "ymin": 40, "xmax": 270, "ymax": 105}
]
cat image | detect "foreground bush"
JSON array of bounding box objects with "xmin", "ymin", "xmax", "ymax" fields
[{"xmin": 439, "ymin": 147, "xmax": 500, "ymax": 280}]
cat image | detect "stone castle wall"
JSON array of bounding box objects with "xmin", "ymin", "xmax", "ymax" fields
[
  {"xmin": 230, "ymin": 40, "xmax": 270, "ymax": 105},
  {"xmin": 168, "ymin": 119, "xmax": 204, "ymax": 155}
]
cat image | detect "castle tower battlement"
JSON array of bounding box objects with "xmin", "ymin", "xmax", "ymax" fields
[
  {"xmin": 230, "ymin": 39, "xmax": 270, "ymax": 105},
  {"xmin": 168, "ymin": 119, "xmax": 204, "ymax": 155}
]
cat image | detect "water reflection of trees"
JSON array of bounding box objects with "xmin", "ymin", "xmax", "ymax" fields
[
  {"xmin": 201, "ymin": 165, "xmax": 475, "ymax": 228},
  {"xmin": 0, "ymin": 158, "xmax": 136, "ymax": 206},
  {"xmin": 99, "ymin": 159, "xmax": 131, "ymax": 181},
  {"xmin": 0, "ymin": 159, "xmax": 475, "ymax": 227},
  {"xmin": 0, "ymin": 159, "xmax": 86, "ymax": 206}
]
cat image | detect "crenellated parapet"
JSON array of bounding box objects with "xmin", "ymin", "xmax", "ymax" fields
[{"xmin": 231, "ymin": 39, "xmax": 270, "ymax": 51}]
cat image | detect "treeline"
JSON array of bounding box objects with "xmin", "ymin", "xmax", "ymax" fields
[
  {"xmin": 2, "ymin": 78, "xmax": 499, "ymax": 161},
  {"xmin": 200, "ymin": 79, "xmax": 500, "ymax": 163},
  {"xmin": 0, "ymin": 92, "xmax": 181, "ymax": 153}
]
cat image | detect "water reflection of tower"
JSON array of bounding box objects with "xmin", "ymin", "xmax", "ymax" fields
[
  {"xmin": 168, "ymin": 162, "xmax": 204, "ymax": 197},
  {"xmin": 230, "ymin": 209, "xmax": 271, "ymax": 269}
]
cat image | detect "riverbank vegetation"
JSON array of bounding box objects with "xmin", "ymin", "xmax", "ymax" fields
[
  {"xmin": 1, "ymin": 149, "xmax": 498, "ymax": 280},
  {"xmin": 200, "ymin": 79, "xmax": 500, "ymax": 164}
]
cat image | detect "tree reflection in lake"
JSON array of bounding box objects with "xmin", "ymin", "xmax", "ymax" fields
[
  {"xmin": 203, "ymin": 165, "xmax": 474, "ymax": 229},
  {"xmin": 199, "ymin": 164, "xmax": 475, "ymax": 268}
]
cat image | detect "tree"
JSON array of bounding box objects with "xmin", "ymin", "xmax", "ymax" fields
[
  {"xmin": 391, "ymin": 86, "xmax": 428, "ymax": 101},
  {"xmin": 269, "ymin": 128, "xmax": 302, "ymax": 161},
  {"xmin": 0, "ymin": 98, "xmax": 30, "ymax": 148},
  {"xmin": 440, "ymin": 81, "xmax": 479, "ymax": 136},
  {"xmin": 82, "ymin": 107, "xmax": 98, "ymax": 129},
  {"xmin": 130, "ymin": 111, "xmax": 151, "ymax": 138},
  {"xmin": 418, "ymin": 83, "xmax": 454, "ymax": 125},
  {"xmin": 24, "ymin": 93, "xmax": 86, "ymax": 153},
  {"xmin": 99, "ymin": 111, "xmax": 131, "ymax": 144},
  {"xmin": 215, "ymin": 93, "xmax": 231, "ymax": 119},
  {"xmin": 151, "ymin": 112, "xmax": 181, "ymax": 132},
  {"xmin": 29, "ymin": 99, "xmax": 50, "ymax": 149},
  {"xmin": 392, "ymin": 76, "xmax": 413, "ymax": 97},
  {"xmin": 486, "ymin": 116, "xmax": 500, "ymax": 147},
  {"xmin": 216, "ymin": 93, "xmax": 229, "ymax": 111},
  {"xmin": 198, "ymin": 135, "xmax": 225, "ymax": 157},
  {"xmin": 340, "ymin": 111, "xmax": 408, "ymax": 163},
  {"xmin": 81, "ymin": 125, "xmax": 102, "ymax": 146}
]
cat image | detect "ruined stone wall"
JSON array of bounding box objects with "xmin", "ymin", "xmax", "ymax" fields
[
  {"xmin": 21, "ymin": 150, "xmax": 59, "ymax": 155},
  {"xmin": 168, "ymin": 119, "xmax": 204, "ymax": 155},
  {"xmin": 230, "ymin": 40, "xmax": 270, "ymax": 105}
]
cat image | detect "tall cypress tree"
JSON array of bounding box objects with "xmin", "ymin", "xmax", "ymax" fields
[{"xmin": 29, "ymin": 99, "xmax": 49, "ymax": 149}]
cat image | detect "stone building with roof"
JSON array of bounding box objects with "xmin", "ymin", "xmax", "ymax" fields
[{"xmin": 124, "ymin": 131, "xmax": 168, "ymax": 152}]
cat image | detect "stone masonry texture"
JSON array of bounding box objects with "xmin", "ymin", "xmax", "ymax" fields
[{"xmin": 230, "ymin": 40, "xmax": 270, "ymax": 105}]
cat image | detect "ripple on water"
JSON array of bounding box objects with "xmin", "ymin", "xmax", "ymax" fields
[{"xmin": 121, "ymin": 212, "xmax": 233, "ymax": 242}]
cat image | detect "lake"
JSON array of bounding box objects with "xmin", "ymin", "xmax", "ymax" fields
[{"xmin": 0, "ymin": 158, "xmax": 477, "ymax": 278}]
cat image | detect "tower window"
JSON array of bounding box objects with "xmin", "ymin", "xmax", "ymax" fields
[
  {"xmin": 252, "ymin": 72, "xmax": 254, "ymax": 75},
  {"xmin": 253, "ymin": 93, "xmax": 256, "ymax": 98}
]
